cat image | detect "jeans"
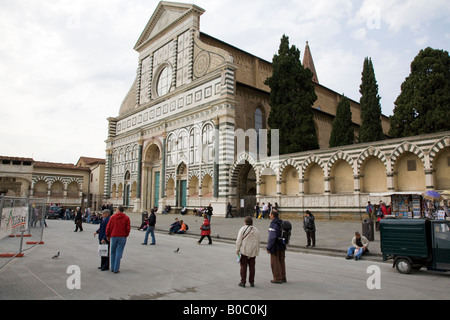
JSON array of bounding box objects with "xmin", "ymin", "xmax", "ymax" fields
[
  {"xmin": 144, "ymin": 226, "xmax": 155, "ymax": 244},
  {"xmin": 347, "ymin": 246, "xmax": 365, "ymax": 259},
  {"xmin": 110, "ymin": 237, "xmax": 127, "ymax": 272}
]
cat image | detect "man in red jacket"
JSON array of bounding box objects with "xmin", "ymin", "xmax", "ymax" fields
[{"xmin": 106, "ymin": 206, "xmax": 130, "ymax": 273}]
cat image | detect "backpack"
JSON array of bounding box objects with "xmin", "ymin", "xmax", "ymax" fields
[
  {"xmin": 185, "ymin": 224, "xmax": 189, "ymax": 231},
  {"xmin": 279, "ymin": 220, "xmax": 292, "ymax": 245}
]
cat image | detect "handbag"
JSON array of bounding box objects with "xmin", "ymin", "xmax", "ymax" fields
[
  {"xmin": 201, "ymin": 224, "xmax": 210, "ymax": 231},
  {"xmin": 98, "ymin": 244, "xmax": 108, "ymax": 257}
]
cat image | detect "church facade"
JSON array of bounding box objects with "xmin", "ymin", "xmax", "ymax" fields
[{"xmin": 104, "ymin": 2, "xmax": 450, "ymax": 218}]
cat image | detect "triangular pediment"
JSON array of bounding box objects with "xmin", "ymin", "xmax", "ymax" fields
[{"xmin": 134, "ymin": 1, "xmax": 205, "ymax": 51}]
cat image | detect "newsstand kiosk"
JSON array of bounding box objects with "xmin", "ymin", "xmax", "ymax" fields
[{"xmin": 370, "ymin": 192, "xmax": 424, "ymax": 218}]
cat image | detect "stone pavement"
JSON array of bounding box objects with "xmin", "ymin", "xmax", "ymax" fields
[
  {"xmin": 2, "ymin": 215, "xmax": 449, "ymax": 301},
  {"xmin": 129, "ymin": 211, "xmax": 382, "ymax": 258}
]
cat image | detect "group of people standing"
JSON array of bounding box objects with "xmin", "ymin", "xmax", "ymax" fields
[
  {"xmin": 90, "ymin": 203, "xmax": 370, "ymax": 286},
  {"xmin": 254, "ymin": 202, "xmax": 278, "ymax": 220},
  {"xmin": 236, "ymin": 210, "xmax": 289, "ymax": 287},
  {"xmin": 93, "ymin": 206, "xmax": 131, "ymax": 273}
]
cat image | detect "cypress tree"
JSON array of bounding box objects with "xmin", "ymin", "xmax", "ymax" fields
[
  {"xmin": 329, "ymin": 95, "xmax": 354, "ymax": 147},
  {"xmin": 390, "ymin": 47, "xmax": 450, "ymax": 138},
  {"xmin": 265, "ymin": 35, "xmax": 319, "ymax": 154},
  {"xmin": 358, "ymin": 57, "xmax": 385, "ymax": 143}
]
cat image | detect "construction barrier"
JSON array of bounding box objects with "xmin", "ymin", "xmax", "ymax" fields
[{"xmin": 0, "ymin": 197, "xmax": 46, "ymax": 269}]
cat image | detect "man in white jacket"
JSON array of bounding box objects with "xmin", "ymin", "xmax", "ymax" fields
[{"xmin": 236, "ymin": 216, "xmax": 260, "ymax": 287}]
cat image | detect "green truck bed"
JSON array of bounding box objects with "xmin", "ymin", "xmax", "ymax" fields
[{"xmin": 380, "ymin": 218, "xmax": 432, "ymax": 261}]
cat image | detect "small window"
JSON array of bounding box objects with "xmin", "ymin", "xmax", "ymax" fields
[{"xmin": 407, "ymin": 160, "xmax": 417, "ymax": 171}]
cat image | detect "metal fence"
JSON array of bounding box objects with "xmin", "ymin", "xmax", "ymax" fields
[{"xmin": 0, "ymin": 197, "xmax": 47, "ymax": 269}]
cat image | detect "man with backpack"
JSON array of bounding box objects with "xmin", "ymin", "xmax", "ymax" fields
[{"xmin": 266, "ymin": 210, "xmax": 287, "ymax": 284}]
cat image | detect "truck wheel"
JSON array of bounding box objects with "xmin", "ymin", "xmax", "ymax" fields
[{"xmin": 396, "ymin": 258, "xmax": 412, "ymax": 274}]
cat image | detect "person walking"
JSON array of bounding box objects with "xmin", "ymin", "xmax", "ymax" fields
[
  {"xmin": 226, "ymin": 202, "xmax": 233, "ymax": 218},
  {"xmin": 266, "ymin": 210, "xmax": 286, "ymax": 284},
  {"xmin": 197, "ymin": 213, "xmax": 212, "ymax": 245},
  {"xmin": 106, "ymin": 206, "xmax": 130, "ymax": 273},
  {"xmin": 94, "ymin": 209, "xmax": 111, "ymax": 271},
  {"xmin": 236, "ymin": 216, "xmax": 260, "ymax": 287},
  {"xmin": 142, "ymin": 209, "xmax": 156, "ymax": 245},
  {"xmin": 74, "ymin": 207, "xmax": 83, "ymax": 232},
  {"xmin": 254, "ymin": 202, "xmax": 260, "ymax": 219},
  {"xmin": 206, "ymin": 203, "xmax": 213, "ymax": 222},
  {"xmin": 303, "ymin": 210, "xmax": 316, "ymax": 247}
]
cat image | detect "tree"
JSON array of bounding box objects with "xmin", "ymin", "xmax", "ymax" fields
[
  {"xmin": 329, "ymin": 95, "xmax": 354, "ymax": 147},
  {"xmin": 358, "ymin": 57, "xmax": 385, "ymax": 143},
  {"xmin": 389, "ymin": 47, "xmax": 450, "ymax": 138},
  {"xmin": 265, "ymin": 35, "xmax": 319, "ymax": 154}
]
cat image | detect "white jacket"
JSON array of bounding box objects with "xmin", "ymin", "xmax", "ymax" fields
[{"xmin": 236, "ymin": 225, "xmax": 260, "ymax": 258}]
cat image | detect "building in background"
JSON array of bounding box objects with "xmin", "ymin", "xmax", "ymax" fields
[
  {"xmin": 0, "ymin": 156, "xmax": 105, "ymax": 211},
  {"xmin": 103, "ymin": 2, "xmax": 449, "ymax": 218}
]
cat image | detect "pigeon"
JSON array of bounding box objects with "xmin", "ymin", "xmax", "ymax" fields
[
  {"xmin": 52, "ymin": 252, "xmax": 60, "ymax": 259},
  {"xmin": 174, "ymin": 248, "xmax": 180, "ymax": 253}
]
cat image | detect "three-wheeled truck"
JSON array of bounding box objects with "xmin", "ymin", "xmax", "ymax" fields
[{"xmin": 380, "ymin": 218, "xmax": 450, "ymax": 274}]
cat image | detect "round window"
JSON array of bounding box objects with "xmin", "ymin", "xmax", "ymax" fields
[{"xmin": 156, "ymin": 66, "xmax": 172, "ymax": 97}]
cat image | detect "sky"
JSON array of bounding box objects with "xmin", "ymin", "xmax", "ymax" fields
[{"xmin": 0, "ymin": 0, "xmax": 449, "ymax": 164}]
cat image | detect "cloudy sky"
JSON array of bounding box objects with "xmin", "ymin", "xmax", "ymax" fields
[{"xmin": 0, "ymin": 0, "xmax": 449, "ymax": 164}]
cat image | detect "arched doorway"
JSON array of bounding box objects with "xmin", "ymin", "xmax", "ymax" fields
[
  {"xmin": 177, "ymin": 162, "xmax": 187, "ymax": 208},
  {"xmin": 143, "ymin": 143, "xmax": 161, "ymax": 210},
  {"xmin": 236, "ymin": 161, "xmax": 257, "ymax": 217},
  {"xmin": 124, "ymin": 171, "xmax": 131, "ymax": 207}
]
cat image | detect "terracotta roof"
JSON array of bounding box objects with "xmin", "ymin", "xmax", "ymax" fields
[
  {"xmin": 34, "ymin": 161, "xmax": 89, "ymax": 170},
  {"xmin": 0, "ymin": 156, "xmax": 34, "ymax": 163},
  {"xmin": 76, "ymin": 157, "xmax": 106, "ymax": 166}
]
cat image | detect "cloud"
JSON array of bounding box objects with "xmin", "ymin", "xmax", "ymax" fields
[{"xmin": 0, "ymin": 0, "xmax": 448, "ymax": 163}]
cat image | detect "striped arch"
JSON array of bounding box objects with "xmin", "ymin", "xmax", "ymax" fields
[
  {"xmin": 48, "ymin": 176, "xmax": 69, "ymax": 188},
  {"xmin": 429, "ymin": 136, "xmax": 450, "ymax": 165},
  {"xmin": 391, "ymin": 142, "xmax": 426, "ymax": 169},
  {"xmin": 258, "ymin": 161, "xmax": 279, "ymax": 180},
  {"xmin": 165, "ymin": 172, "xmax": 176, "ymax": 185},
  {"xmin": 301, "ymin": 155, "xmax": 325, "ymax": 177},
  {"xmin": 328, "ymin": 151, "xmax": 354, "ymax": 174},
  {"xmin": 357, "ymin": 147, "xmax": 388, "ymax": 173},
  {"xmin": 200, "ymin": 168, "xmax": 214, "ymax": 182},
  {"xmin": 188, "ymin": 170, "xmax": 199, "ymax": 184},
  {"xmin": 279, "ymin": 158, "xmax": 302, "ymax": 177},
  {"xmin": 32, "ymin": 176, "xmax": 50, "ymax": 189},
  {"xmin": 66, "ymin": 177, "xmax": 83, "ymax": 190},
  {"xmin": 230, "ymin": 152, "xmax": 257, "ymax": 185}
]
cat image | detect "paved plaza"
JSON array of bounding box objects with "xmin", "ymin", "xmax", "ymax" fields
[{"xmin": 0, "ymin": 213, "xmax": 449, "ymax": 303}]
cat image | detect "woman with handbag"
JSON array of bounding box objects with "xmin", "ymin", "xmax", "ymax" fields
[
  {"xmin": 197, "ymin": 214, "xmax": 212, "ymax": 245},
  {"xmin": 303, "ymin": 210, "xmax": 316, "ymax": 247},
  {"xmin": 95, "ymin": 209, "xmax": 111, "ymax": 271}
]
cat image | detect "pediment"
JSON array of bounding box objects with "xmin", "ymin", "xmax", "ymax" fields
[{"xmin": 134, "ymin": 1, "xmax": 205, "ymax": 51}]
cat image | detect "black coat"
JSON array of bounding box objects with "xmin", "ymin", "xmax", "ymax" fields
[
  {"xmin": 303, "ymin": 215, "xmax": 316, "ymax": 232},
  {"xmin": 148, "ymin": 212, "xmax": 156, "ymax": 227}
]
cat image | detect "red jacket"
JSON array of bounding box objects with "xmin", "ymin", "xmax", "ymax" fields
[
  {"xmin": 106, "ymin": 212, "xmax": 130, "ymax": 238},
  {"xmin": 200, "ymin": 218, "xmax": 211, "ymax": 236}
]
